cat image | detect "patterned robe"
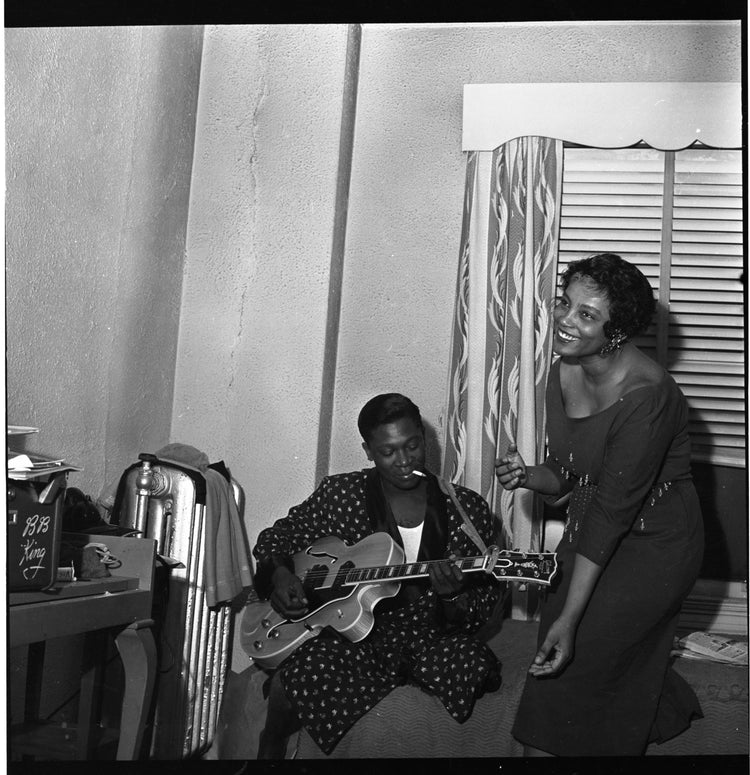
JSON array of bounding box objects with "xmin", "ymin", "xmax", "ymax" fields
[{"xmin": 253, "ymin": 468, "xmax": 503, "ymax": 754}]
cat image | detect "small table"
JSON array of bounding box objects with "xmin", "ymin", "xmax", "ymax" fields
[{"xmin": 9, "ymin": 535, "xmax": 157, "ymax": 760}]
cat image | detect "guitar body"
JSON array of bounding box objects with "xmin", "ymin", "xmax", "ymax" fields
[{"xmin": 241, "ymin": 533, "xmax": 405, "ymax": 669}]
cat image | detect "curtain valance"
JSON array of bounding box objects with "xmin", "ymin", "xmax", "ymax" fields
[{"xmin": 462, "ymin": 82, "xmax": 741, "ymax": 151}]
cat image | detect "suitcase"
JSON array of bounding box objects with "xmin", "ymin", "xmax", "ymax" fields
[
  {"xmin": 7, "ymin": 474, "xmax": 65, "ymax": 592},
  {"xmin": 112, "ymin": 453, "xmax": 242, "ymax": 759}
]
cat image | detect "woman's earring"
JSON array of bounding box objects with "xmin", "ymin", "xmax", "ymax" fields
[{"xmin": 600, "ymin": 329, "xmax": 627, "ymax": 355}]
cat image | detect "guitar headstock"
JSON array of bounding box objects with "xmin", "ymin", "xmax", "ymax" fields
[{"xmin": 490, "ymin": 549, "xmax": 558, "ymax": 586}]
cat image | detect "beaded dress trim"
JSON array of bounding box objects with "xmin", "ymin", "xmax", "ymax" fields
[{"xmin": 554, "ymin": 454, "xmax": 673, "ymax": 541}]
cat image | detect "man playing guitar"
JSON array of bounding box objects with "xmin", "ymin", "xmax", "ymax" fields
[{"xmin": 251, "ymin": 393, "xmax": 525, "ymax": 758}]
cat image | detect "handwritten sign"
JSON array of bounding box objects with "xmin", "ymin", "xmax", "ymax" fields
[{"xmin": 8, "ymin": 486, "xmax": 63, "ymax": 592}]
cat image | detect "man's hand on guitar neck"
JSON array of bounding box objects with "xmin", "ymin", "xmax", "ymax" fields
[
  {"xmin": 270, "ymin": 565, "xmax": 309, "ymax": 618},
  {"xmin": 430, "ymin": 553, "xmax": 468, "ymax": 625},
  {"xmin": 429, "ymin": 553, "xmax": 465, "ymax": 600}
]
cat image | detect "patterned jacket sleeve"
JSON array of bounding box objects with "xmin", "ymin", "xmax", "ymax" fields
[
  {"xmin": 446, "ymin": 486, "xmax": 504, "ymax": 634},
  {"xmin": 252, "ymin": 476, "xmax": 340, "ymax": 599}
]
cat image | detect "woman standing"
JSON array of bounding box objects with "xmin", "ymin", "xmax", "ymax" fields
[{"xmin": 496, "ymin": 253, "xmax": 704, "ymax": 756}]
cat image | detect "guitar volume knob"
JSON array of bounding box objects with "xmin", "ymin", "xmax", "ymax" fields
[
  {"xmin": 253, "ymin": 641, "xmax": 263, "ymax": 651},
  {"xmin": 261, "ymin": 618, "xmax": 271, "ymax": 628}
]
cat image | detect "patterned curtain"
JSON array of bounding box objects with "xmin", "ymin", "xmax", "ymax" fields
[{"xmin": 442, "ymin": 136, "xmax": 563, "ymax": 557}]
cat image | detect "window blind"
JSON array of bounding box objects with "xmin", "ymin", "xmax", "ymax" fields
[{"xmin": 558, "ymin": 146, "xmax": 745, "ymax": 467}]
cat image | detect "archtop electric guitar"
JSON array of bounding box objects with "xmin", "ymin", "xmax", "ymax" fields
[{"xmin": 241, "ymin": 532, "xmax": 557, "ymax": 669}]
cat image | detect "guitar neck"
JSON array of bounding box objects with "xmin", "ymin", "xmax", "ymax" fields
[
  {"xmin": 297, "ymin": 538, "xmax": 557, "ymax": 589},
  {"xmin": 344, "ymin": 556, "xmax": 487, "ymax": 585},
  {"xmin": 337, "ymin": 550, "xmax": 557, "ymax": 587}
]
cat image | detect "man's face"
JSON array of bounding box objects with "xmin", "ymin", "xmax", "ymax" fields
[{"xmin": 362, "ymin": 417, "xmax": 426, "ymax": 491}]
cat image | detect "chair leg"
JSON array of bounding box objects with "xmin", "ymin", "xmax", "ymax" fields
[
  {"xmin": 113, "ymin": 619, "xmax": 156, "ymax": 760},
  {"xmin": 77, "ymin": 630, "xmax": 107, "ymax": 758},
  {"xmin": 24, "ymin": 641, "xmax": 46, "ymax": 724}
]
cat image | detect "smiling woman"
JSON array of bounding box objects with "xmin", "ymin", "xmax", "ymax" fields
[
  {"xmin": 552, "ymin": 278, "xmax": 611, "ymax": 357},
  {"xmin": 495, "ymin": 253, "xmax": 705, "ymax": 756},
  {"xmin": 552, "ymin": 255, "xmax": 662, "ymax": 418}
]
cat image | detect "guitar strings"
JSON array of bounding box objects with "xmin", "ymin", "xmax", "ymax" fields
[
  {"xmin": 296, "ymin": 554, "xmax": 554, "ymax": 584},
  {"xmin": 298, "ymin": 555, "xmax": 485, "ymax": 581}
]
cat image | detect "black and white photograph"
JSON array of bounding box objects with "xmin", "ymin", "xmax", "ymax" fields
[{"xmin": 5, "ymin": 7, "xmax": 747, "ymax": 774}]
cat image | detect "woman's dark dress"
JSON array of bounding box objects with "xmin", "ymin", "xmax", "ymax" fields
[{"xmin": 512, "ymin": 358, "xmax": 704, "ymax": 756}]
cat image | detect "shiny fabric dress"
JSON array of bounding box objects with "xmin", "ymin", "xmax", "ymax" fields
[
  {"xmin": 253, "ymin": 468, "xmax": 503, "ymax": 754},
  {"xmin": 512, "ymin": 359, "xmax": 704, "ymax": 756}
]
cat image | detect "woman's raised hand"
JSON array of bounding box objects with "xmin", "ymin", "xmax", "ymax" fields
[{"xmin": 495, "ymin": 443, "xmax": 527, "ymax": 490}]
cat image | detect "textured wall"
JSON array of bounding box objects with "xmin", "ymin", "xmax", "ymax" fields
[
  {"xmin": 5, "ymin": 24, "xmax": 203, "ymax": 724},
  {"xmin": 5, "ymin": 26, "xmax": 204, "ymax": 495},
  {"xmin": 328, "ymin": 20, "xmax": 742, "ymax": 476},
  {"xmin": 174, "ymin": 22, "xmax": 740, "ymax": 565},
  {"xmin": 172, "ymin": 25, "xmax": 350, "ymax": 551},
  {"xmin": 5, "ymin": 17, "xmax": 741, "ymax": 714}
]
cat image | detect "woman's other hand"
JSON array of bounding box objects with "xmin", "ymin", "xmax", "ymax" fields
[
  {"xmin": 495, "ymin": 443, "xmax": 527, "ymax": 490},
  {"xmin": 528, "ymin": 616, "xmax": 576, "ymax": 677},
  {"xmin": 269, "ymin": 565, "xmax": 308, "ymax": 619}
]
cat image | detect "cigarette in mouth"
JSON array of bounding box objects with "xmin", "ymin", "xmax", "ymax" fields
[{"xmin": 413, "ymin": 470, "xmax": 427, "ymax": 478}]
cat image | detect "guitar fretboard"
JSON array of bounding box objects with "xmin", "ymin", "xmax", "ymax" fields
[{"xmin": 344, "ymin": 556, "xmax": 487, "ymax": 585}]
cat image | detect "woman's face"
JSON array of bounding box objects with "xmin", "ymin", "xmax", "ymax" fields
[
  {"xmin": 552, "ymin": 275, "xmax": 612, "ymax": 358},
  {"xmin": 363, "ymin": 417, "xmax": 426, "ymax": 492}
]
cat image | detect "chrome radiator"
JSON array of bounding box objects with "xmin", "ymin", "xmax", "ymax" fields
[{"xmin": 113, "ymin": 453, "xmax": 240, "ymax": 759}]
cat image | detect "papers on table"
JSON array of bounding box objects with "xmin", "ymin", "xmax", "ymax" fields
[
  {"xmin": 8, "ymin": 451, "xmax": 82, "ymax": 481},
  {"xmin": 6, "ymin": 425, "xmax": 83, "ymax": 480},
  {"xmin": 9, "ymin": 453, "xmax": 66, "ymax": 471}
]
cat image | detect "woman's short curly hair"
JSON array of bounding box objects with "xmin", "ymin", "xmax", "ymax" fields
[{"xmin": 561, "ymin": 253, "xmax": 656, "ymax": 340}]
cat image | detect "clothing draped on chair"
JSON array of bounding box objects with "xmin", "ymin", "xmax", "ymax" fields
[{"xmin": 443, "ymin": 136, "xmax": 563, "ymax": 556}]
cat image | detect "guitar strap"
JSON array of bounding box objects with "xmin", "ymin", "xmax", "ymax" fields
[{"xmin": 436, "ymin": 477, "xmax": 488, "ymax": 555}]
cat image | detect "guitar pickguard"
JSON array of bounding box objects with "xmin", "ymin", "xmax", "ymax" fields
[{"xmin": 302, "ymin": 560, "xmax": 358, "ymax": 610}]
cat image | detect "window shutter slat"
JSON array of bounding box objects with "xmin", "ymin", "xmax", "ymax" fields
[
  {"xmin": 673, "ymin": 218, "xmax": 743, "ymax": 231},
  {"xmin": 562, "ymin": 205, "xmax": 664, "ymax": 218},
  {"xmin": 671, "ymin": 360, "xmax": 744, "ymax": 375}
]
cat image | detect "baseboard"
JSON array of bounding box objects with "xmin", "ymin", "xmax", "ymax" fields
[{"xmin": 677, "ymin": 579, "xmax": 748, "ymax": 637}]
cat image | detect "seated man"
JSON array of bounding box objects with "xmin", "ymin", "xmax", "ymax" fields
[{"xmin": 252, "ymin": 393, "xmax": 503, "ymax": 758}]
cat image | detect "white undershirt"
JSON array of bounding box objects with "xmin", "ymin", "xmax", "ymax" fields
[{"xmin": 397, "ymin": 523, "xmax": 424, "ymax": 563}]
